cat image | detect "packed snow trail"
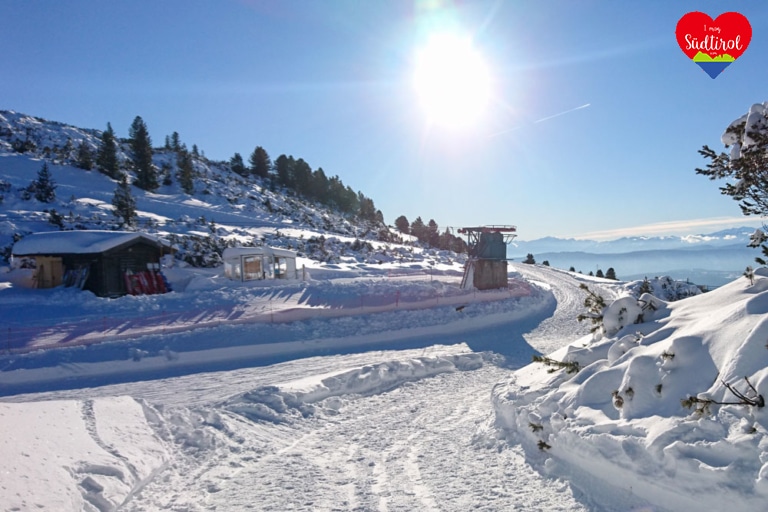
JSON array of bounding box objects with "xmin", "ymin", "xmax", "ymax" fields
[
  {"xmin": 511, "ymin": 263, "xmax": 623, "ymax": 355},
  {"xmin": 112, "ymin": 359, "xmax": 590, "ymax": 512}
]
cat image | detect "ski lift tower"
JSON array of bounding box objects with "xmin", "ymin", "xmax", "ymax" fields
[{"xmin": 458, "ymin": 225, "xmax": 517, "ymax": 290}]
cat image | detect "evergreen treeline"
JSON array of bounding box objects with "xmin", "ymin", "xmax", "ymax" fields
[
  {"xmin": 88, "ymin": 116, "xmax": 386, "ymax": 225},
  {"xmin": 393, "ymin": 215, "xmax": 467, "ymax": 253}
]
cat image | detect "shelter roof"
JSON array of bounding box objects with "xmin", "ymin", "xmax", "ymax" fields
[{"xmin": 12, "ymin": 230, "xmax": 171, "ymax": 256}]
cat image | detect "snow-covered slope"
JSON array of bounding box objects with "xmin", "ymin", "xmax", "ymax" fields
[
  {"xmin": 492, "ymin": 267, "xmax": 768, "ymax": 512},
  {"xmin": 0, "ymin": 110, "xmax": 406, "ymax": 268}
]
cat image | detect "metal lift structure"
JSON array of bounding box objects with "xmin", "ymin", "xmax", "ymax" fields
[{"xmin": 458, "ymin": 225, "xmax": 517, "ymax": 290}]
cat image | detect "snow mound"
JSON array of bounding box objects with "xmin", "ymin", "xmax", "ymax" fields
[
  {"xmin": 225, "ymin": 353, "xmax": 484, "ymax": 423},
  {"xmin": 493, "ymin": 271, "xmax": 768, "ymax": 512},
  {"xmin": 623, "ymin": 275, "xmax": 702, "ymax": 302}
]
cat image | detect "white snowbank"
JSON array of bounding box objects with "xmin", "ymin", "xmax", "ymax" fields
[
  {"xmin": 224, "ymin": 353, "xmax": 484, "ymax": 423},
  {"xmin": 493, "ymin": 269, "xmax": 768, "ymax": 511}
]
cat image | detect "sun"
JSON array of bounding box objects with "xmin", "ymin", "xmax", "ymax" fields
[{"xmin": 412, "ymin": 33, "xmax": 492, "ymax": 130}]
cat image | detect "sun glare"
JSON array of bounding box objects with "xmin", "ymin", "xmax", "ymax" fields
[{"xmin": 413, "ymin": 33, "xmax": 492, "ymax": 130}]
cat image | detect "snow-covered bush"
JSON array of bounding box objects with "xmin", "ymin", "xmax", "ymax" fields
[{"xmin": 623, "ymin": 276, "xmax": 701, "ymax": 302}]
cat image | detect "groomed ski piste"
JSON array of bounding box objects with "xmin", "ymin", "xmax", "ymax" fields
[{"xmin": 4, "ymin": 256, "xmax": 768, "ymax": 512}]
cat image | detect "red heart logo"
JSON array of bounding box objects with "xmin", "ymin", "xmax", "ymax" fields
[{"xmin": 676, "ymin": 12, "xmax": 751, "ymax": 78}]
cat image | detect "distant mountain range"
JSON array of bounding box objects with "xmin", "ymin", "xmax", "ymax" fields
[
  {"xmin": 509, "ymin": 227, "xmax": 757, "ymax": 255},
  {"xmin": 509, "ymin": 227, "xmax": 760, "ymax": 287}
]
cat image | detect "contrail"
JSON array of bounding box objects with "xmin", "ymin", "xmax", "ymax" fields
[
  {"xmin": 534, "ymin": 103, "xmax": 591, "ymax": 123},
  {"xmin": 488, "ymin": 103, "xmax": 591, "ymax": 137}
]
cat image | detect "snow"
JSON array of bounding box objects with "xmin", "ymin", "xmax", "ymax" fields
[
  {"xmin": 493, "ymin": 267, "xmax": 768, "ymax": 512},
  {"xmin": 0, "ymin": 397, "xmax": 168, "ymax": 511},
  {"xmin": 3, "ymin": 254, "xmax": 767, "ymax": 511}
]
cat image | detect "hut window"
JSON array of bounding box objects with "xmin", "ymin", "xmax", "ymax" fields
[
  {"xmin": 243, "ymin": 256, "xmax": 262, "ymax": 280},
  {"xmin": 275, "ymin": 257, "xmax": 288, "ymax": 278}
]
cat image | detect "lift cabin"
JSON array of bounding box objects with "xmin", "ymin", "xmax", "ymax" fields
[{"xmin": 458, "ymin": 225, "xmax": 517, "ymax": 290}]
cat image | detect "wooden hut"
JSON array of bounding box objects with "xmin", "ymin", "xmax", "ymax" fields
[{"xmin": 11, "ymin": 231, "xmax": 173, "ymax": 297}]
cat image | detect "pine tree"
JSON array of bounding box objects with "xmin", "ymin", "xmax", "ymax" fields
[
  {"xmin": 358, "ymin": 192, "xmax": 377, "ymax": 221},
  {"xmin": 596, "ymin": 269, "xmax": 604, "ymax": 278},
  {"xmin": 697, "ymin": 108, "xmax": 768, "ymax": 266},
  {"xmin": 192, "ymin": 144, "xmax": 199, "ymax": 158},
  {"xmin": 171, "ymin": 131, "xmax": 181, "ymax": 152},
  {"xmin": 410, "ymin": 216, "xmax": 426, "ymax": 241},
  {"xmin": 606, "ymin": 267, "xmax": 618, "ymax": 280},
  {"xmin": 160, "ymin": 161, "xmax": 173, "ymax": 186},
  {"xmin": 230, "ymin": 153, "xmax": 247, "ymax": 176},
  {"xmin": 75, "ymin": 140, "xmax": 93, "ymax": 170},
  {"xmin": 112, "ymin": 173, "xmax": 137, "ymax": 226},
  {"xmin": 249, "ymin": 146, "xmax": 271, "ymax": 179},
  {"xmin": 293, "ymin": 158, "xmax": 312, "ymax": 196},
  {"xmin": 96, "ymin": 122, "xmax": 119, "ymax": 178},
  {"xmin": 310, "ymin": 167, "xmax": 329, "ymax": 203},
  {"xmin": 342, "ymin": 185, "xmax": 359, "ymax": 213},
  {"xmin": 395, "ymin": 215, "xmax": 410, "ymax": 234},
  {"xmin": 427, "ymin": 219, "xmax": 439, "ymax": 246},
  {"xmin": 577, "ymin": 284, "xmax": 607, "ymax": 334},
  {"xmin": 696, "ymin": 112, "xmax": 768, "ymax": 217},
  {"xmin": 129, "ymin": 116, "xmax": 157, "ymax": 191},
  {"xmin": 523, "ymin": 253, "xmax": 536, "ymax": 264},
  {"xmin": 639, "ymin": 277, "xmax": 652, "ymax": 294},
  {"xmin": 177, "ymin": 146, "xmax": 195, "ymax": 194},
  {"xmin": 542, "ymin": 260, "xmax": 550, "ymax": 266},
  {"xmin": 32, "ymin": 162, "xmax": 56, "ymax": 203},
  {"xmin": 274, "ymin": 154, "xmax": 294, "ymax": 188}
]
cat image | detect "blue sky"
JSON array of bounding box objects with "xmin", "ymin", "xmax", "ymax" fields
[{"xmin": 2, "ymin": 1, "xmax": 768, "ymax": 240}]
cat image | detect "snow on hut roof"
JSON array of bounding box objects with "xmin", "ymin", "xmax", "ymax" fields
[
  {"xmin": 12, "ymin": 230, "xmax": 170, "ymax": 256},
  {"xmin": 222, "ymin": 246, "xmax": 297, "ymax": 259}
]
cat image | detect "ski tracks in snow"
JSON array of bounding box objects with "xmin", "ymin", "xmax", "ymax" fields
[{"xmin": 123, "ymin": 363, "xmax": 587, "ymax": 511}]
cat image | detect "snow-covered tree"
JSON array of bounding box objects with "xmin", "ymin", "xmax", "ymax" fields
[
  {"xmin": 577, "ymin": 283, "xmax": 607, "ymax": 334},
  {"xmin": 697, "ymin": 103, "xmax": 768, "ymax": 266}
]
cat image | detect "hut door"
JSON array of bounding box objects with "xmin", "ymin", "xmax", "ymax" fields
[{"xmin": 35, "ymin": 256, "xmax": 63, "ymax": 288}]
